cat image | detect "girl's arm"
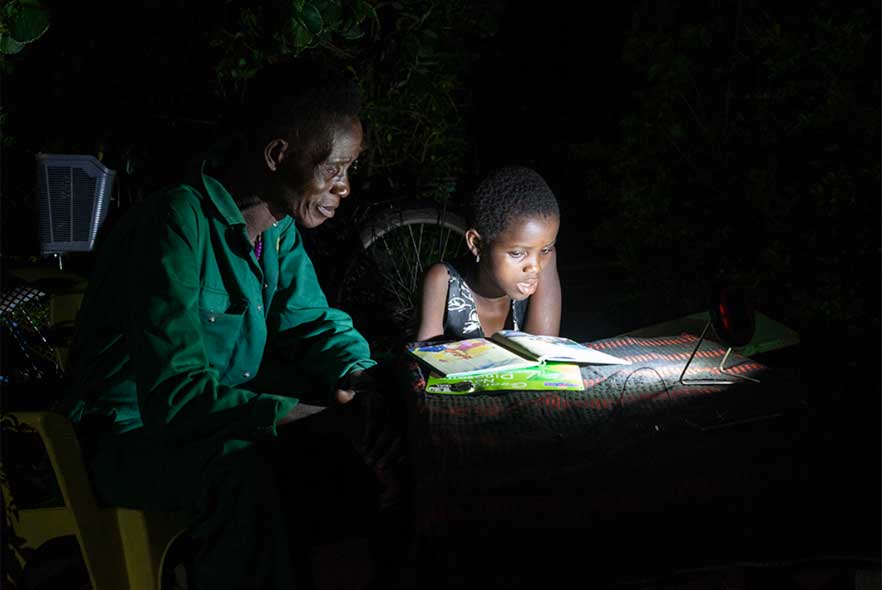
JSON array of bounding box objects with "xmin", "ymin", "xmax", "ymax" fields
[
  {"xmin": 415, "ymin": 263, "xmax": 451, "ymax": 341},
  {"xmin": 524, "ymin": 248, "xmax": 561, "ymax": 336}
]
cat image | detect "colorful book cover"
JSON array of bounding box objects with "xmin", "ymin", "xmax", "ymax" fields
[
  {"xmin": 425, "ymin": 362, "xmax": 585, "ymax": 394},
  {"xmin": 408, "ymin": 337, "xmax": 540, "ymax": 378}
]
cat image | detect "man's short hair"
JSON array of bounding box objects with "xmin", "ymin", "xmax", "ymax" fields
[{"xmin": 238, "ymin": 58, "xmax": 361, "ymax": 166}]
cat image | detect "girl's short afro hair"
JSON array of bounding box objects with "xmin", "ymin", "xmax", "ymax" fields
[{"xmin": 468, "ymin": 166, "xmax": 560, "ymax": 242}]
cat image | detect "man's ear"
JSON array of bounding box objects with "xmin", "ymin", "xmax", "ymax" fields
[
  {"xmin": 465, "ymin": 229, "xmax": 482, "ymax": 258},
  {"xmin": 264, "ymin": 138, "xmax": 289, "ymax": 172}
]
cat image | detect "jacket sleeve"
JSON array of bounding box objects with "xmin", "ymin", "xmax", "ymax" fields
[
  {"xmin": 267, "ymin": 220, "xmax": 376, "ymax": 397},
  {"xmin": 127, "ymin": 193, "xmax": 298, "ymax": 442}
]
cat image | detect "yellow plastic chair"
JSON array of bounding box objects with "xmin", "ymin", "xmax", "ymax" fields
[{"xmin": 2, "ymin": 411, "xmax": 189, "ymax": 590}]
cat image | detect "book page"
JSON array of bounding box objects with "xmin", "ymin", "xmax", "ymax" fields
[
  {"xmin": 492, "ymin": 330, "xmax": 632, "ymax": 365},
  {"xmin": 408, "ymin": 338, "xmax": 541, "ymax": 377}
]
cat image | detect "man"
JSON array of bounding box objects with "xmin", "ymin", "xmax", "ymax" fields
[{"xmin": 68, "ymin": 59, "xmax": 397, "ymax": 589}]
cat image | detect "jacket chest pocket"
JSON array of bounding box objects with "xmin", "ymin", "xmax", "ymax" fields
[{"xmin": 198, "ymin": 288, "xmax": 247, "ymax": 379}]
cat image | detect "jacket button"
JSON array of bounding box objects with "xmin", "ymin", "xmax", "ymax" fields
[
  {"xmin": 256, "ymin": 304, "xmax": 263, "ymax": 312},
  {"xmin": 207, "ymin": 316, "xmax": 217, "ymax": 323},
  {"xmin": 243, "ymin": 371, "xmax": 252, "ymax": 379}
]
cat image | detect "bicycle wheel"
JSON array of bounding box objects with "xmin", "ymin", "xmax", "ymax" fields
[{"xmin": 336, "ymin": 203, "xmax": 468, "ymax": 353}]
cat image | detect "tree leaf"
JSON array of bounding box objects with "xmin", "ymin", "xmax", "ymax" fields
[
  {"xmin": 8, "ymin": 3, "xmax": 49, "ymax": 44},
  {"xmin": 291, "ymin": 18, "xmax": 315, "ymax": 48},
  {"xmin": 315, "ymin": 0, "xmax": 341, "ymax": 24},
  {"xmin": 351, "ymin": 1, "xmax": 376, "ymax": 23},
  {"xmin": 672, "ymin": 54, "xmax": 689, "ymax": 73},
  {"xmin": 0, "ymin": 33, "xmax": 24, "ymax": 55},
  {"xmin": 299, "ymin": 5, "xmax": 323, "ymax": 35},
  {"xmin": 339, "ymin": 22, "xmax": 363, "ymax": 40}
]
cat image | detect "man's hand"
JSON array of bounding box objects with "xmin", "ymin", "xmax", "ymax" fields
[
  {"xmin": 275, "ymin": 369, "xmax": 374, "ymax": 427},
  {"xmin": 335, "ymin": 388, "xmax": 356, "ymax": 404},
  {"xmin": 334, "ymin": 369, "xmax": 375, "ymax": 404}
]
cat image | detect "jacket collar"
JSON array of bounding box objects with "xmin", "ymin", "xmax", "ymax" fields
[{"xmin": 200, "ymin": 161, "xmax": 246, "ymax": 227}]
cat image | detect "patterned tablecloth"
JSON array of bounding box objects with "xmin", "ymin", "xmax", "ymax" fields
[{"xmin": 399, "ymin": 333, "xmax": 780, "ymax": 536}]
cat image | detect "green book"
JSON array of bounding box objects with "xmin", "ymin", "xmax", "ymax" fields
[{"xmin": 425, "ymin": 362, "xmax": 585, "ymax": 394}]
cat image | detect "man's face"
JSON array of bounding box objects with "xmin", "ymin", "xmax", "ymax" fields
[{"xmin": 273, "ymin": 117, "xmax": 364, "ymax": 229}]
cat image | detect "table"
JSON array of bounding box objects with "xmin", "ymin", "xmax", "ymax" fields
[{"xmin": 397, "ymin": 333, "xmax": 809, "ymax": 587}]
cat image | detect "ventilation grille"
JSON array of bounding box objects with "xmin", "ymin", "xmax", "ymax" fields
[{"xmin": 35, "ymin": 154, "xmax": 115, "ymax": 254}]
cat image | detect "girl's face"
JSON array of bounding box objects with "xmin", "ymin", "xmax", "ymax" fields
[{"xmin": 478, "ymin": 214, "xmax": 560, "ymax": 300}]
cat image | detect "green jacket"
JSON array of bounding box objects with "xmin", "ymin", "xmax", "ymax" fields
[{"xmin": 69, "ymin": 167, "xmax": 375, "ymax": 443}]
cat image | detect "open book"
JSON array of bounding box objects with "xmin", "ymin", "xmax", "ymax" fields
[{"xmin": 408, "ymin": 330, "xmax": 630, "ymax": 379}]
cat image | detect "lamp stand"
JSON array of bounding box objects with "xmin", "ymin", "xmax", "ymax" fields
[{"xmin": 678, "ymin": 321, "xmax": 760, "ymax": 386}]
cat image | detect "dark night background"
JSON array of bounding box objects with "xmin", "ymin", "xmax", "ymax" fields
[
  {"xmin": 1, "ymin": 0, "xmax": 880, "ymax": 588},
  {"xmin": 5, "ymin": 0, "xmax": 878, "ymax": 345}
]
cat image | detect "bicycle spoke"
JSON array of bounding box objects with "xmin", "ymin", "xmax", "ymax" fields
[
  {"xmin": 404, "ymin": 221, "xmax": 424, "ymax": 292},
  {"xmin": 378, "ymin": 233, "xmax": 413, "ymax": 297},
  {"xmin": 411, "ymin": 222, "xmax": 426, "ymax": 292},
  {"xmin": 385, "ymin": 262, "xmax": 417, "ymax": 310},
  {"xmin": 337, "ymin": 205, "xmax": 468, "ymax": 352}
]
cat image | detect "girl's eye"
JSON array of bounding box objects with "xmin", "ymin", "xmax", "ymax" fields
[
  {"xmin": 508, "ymin": 250, "xmax": 525, "ymax": 259},
  {"xmin": 325, "ymin": 166, "xmax": 341, "ymax": 179},
  {"xmin": 541, "ymin": 247, "xmax": 553, "ymax": 256}
]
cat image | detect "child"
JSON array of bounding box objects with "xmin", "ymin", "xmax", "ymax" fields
[{"xmin": 416, "ymin": 166, "xmax": 561, "ymax": 341}]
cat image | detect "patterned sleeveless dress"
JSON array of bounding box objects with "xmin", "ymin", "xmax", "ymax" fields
[{"xmin": 441, "ymin": 257, "xmax": 529, "ymax": 338}]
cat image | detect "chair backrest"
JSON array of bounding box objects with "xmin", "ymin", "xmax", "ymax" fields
[{"xmin": 2, "ymin": 411, "xmax": 187, "ymax": 590}]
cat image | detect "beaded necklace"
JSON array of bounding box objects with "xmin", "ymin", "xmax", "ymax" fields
[{"xmin": 254, "ymin": 234, "xmax": 263, "ymax": 259}]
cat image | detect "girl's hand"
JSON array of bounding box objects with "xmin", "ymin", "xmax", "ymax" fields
[
  {"xmin": 415, "ymin": 263, "xmax": 451, "ymax": 341},
  {"xmin": 524, "ymin": 248, "xmax": 561, "ymax": 336}
]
